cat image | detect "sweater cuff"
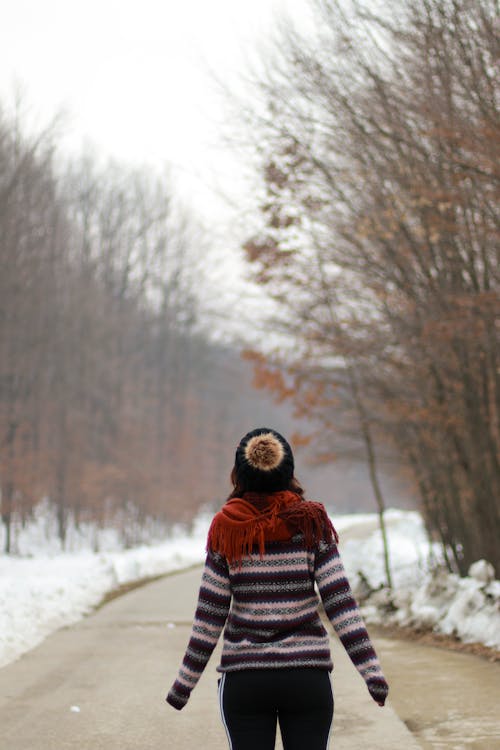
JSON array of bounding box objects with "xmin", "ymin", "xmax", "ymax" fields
[
  {"xmin": 366, "ymin": 676, "xmax": 389, "ymax": 706},
  {"xmin": 166, "ymin": 683, "xmax": 190, "ymax": 710}
]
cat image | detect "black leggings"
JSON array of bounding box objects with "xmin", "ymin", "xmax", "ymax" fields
[{"xmin": 218, "ymin": 668, "xmax": 334, "ymax": 750}]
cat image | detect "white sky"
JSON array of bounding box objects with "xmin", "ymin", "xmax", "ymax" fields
[
  {"xmin": 0, "ymin": 0, "xmax": 314, "ymax": 338},
  {"xmin": 0, "ymin": 0, "xmax": 311, "ymax": 221}
]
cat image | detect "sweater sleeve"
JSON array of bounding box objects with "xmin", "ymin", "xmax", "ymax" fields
[
  {"xmin": 314, "ymin": 538, "xmax": 389, "ymax": 706},
  {"xmin": 166, "ymin": 550, "xmax": 231, "ymax": 710}
]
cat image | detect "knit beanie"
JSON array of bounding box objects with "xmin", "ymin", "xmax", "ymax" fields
[{"xmin": 234, "ymin": 428, "xmax": 294, "ymax": 492}]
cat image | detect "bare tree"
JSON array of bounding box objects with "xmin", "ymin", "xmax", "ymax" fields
[{"xmin": 235, "ymin": 0, "xmax": 500, "ymax": 574}]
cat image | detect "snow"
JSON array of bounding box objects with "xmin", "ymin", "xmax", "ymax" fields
[
  {"xmin": 339, "ymin": 509, "xmax": 432, "ymax": 591},
  {"xmin": 0, "ymin": 506, "xmax": 499, "ymax": 670},
  {"xmin": 338, "ymin": 510, "xmax": 500, "ymax": 651},
  {"xmin": 0, "ymin": 511, "xmax": 212, "ymax": 668}
]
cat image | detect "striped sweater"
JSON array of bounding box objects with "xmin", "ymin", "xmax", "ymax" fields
[{"xmin": 166, "ymin": 533, "xmax": 388, "ymax": 710}]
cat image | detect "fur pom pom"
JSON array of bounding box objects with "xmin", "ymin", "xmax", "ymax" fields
[{"xmin": 244, "ymin": 433, "xmax": 285, "ymax": 471}]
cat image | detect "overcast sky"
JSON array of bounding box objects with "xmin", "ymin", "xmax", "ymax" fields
[
  {"xmin": 0, "ymin": 1, "xmax": 315, "ymax": 338},
  {"xmin": 0, "ymin": 0, "xmax": 311, "ymax": 222}
]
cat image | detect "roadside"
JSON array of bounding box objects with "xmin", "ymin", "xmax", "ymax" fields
[
  {"xmin": 95, "ymin": 563, "xmax": 203, "ymax": 610},
  {"xmin": 337, "ymin": 512, "xmax": 500, "ymax": 654},
  {"xmin": 372, "ymin": 623, "xmax": 500, "ymax": 663},
  {"xmin": 371, "ymin": 627, "xmax": 500, "ymax": 749}
]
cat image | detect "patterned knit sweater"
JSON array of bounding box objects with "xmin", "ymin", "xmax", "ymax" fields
[{"xmin": 167, "ymin": 527, "xmax": 388, "ymax": 710}]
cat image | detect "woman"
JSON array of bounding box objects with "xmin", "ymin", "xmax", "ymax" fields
[{"xmin": 166, "ymin": 427, "xmax": 388, "ymax": 749}]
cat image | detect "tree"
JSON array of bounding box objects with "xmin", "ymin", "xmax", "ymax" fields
[
  {"xmin": 0, "ymin": 101, "xmax": 208, "ymax": 549},
  {"xmin": 0, "ymin": 103, "xmax": 62, "ymax": 551},
  {"xmin": 236, "ymin": 0, "xmax": 500, "ymax": 574}
]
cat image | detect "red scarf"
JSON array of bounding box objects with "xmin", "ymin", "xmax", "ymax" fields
[{"xmin": 207, "ymin": 490, "xmax": 338, "ymax": 565}]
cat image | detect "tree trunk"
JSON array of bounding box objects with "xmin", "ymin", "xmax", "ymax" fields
[{"xmin": 349, "ymin": 368, "xmax": 393, "ymax": 589}]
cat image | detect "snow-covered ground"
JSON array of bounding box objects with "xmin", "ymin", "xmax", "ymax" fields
[
  {"xmin": 0, "ymin": 509, "xmax": 213, "ymax": 669},
  {"xmin": 337, "ymin": 510, "xmax": 500, "ymax": 651},
  {"xmin": 0, "ymin": 507, "xmax": 498, "ymax": 670}
]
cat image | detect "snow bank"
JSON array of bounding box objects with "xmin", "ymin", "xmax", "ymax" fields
[
  {"xmin": 0, "ymin": 514, "xmax": 210, "ymax": 668},
  {"xmin": 339, "ymin": 509, "xmax": 432, "ymax": 590},
  {"xmin": 339, "ymin": 511, "xmax": 500, "ymax": 650},
  {"xmin": 0, "ymin": 498, "xmax": 188, "ymax": 555},
  {"xmin": 0, "ymin": 507, "xmax": 498, "ymax": 671}
]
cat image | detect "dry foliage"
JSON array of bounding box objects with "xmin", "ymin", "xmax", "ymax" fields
[
  {"xmin": 0, "ymin": 104, "xmax": 226, "ymax": 550},
  {"xmin": 239, "ymin": 0, "xmax": 499, "ymax": 575}
]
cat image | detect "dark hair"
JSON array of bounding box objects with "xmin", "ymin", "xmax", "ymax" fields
[{"xmin": 228, "ymin": 466, "xmax": 305, "ymax": 500}]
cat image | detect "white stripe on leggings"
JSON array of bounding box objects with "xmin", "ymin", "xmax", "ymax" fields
[
  {"xmin": 218, "ymin": 673, "xmax": 233, "ymax": 750},
  {"xmin": 325, "ymin": 678, "xmax": 334, "ymax": 749}
]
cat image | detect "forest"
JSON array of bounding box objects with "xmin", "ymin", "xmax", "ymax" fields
[
  {"xmin": 1, "ymin": 0, "xmax": 498, "ymax": 578},
  {"xmin": 0, "ymin": 104, "xmax": 409, "ymax": 554},
  {"xmin": 240, "ymin": 0, "xmax": 499, "ymax": 575}
]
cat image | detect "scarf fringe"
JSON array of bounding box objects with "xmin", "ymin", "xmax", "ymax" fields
[
  {"xmin": 207, "ymin": 492, "xmax": 338, "ymax": 565},
  {"xmin": 279, "ymin": 501, "xmax": 338, "ymax": 549}
]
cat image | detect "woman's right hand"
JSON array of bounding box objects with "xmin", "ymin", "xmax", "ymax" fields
[{"xmin": 366, "ymin": 676, "xmax": 389, "ymax": 706}]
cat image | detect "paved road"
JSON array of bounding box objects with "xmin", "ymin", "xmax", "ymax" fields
[
  {"xmin": 0, "ymin": 567, "xmax": 420, "ymax": 749},
  {"xmin": 371, "ymin": 630, "xmax": 500, "ymax": 749}
]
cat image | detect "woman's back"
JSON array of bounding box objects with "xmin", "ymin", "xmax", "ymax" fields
[
  {"xmin": 166, "ymin": 428, "xmax": 389, "ymax": 750},
  {"xmin": 219, "ymin": 535, "xmax": 330, "ymax": 670}
]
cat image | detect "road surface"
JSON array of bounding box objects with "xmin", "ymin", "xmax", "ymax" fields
[
  {"xmin": 371, "ymin": 629, "xmax": 500, "ymax": 749},
  {"xmin": 0, "ymin": 566, "xmax": 420, "ymax": 749}
]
